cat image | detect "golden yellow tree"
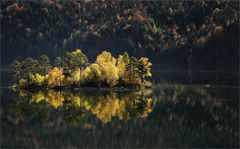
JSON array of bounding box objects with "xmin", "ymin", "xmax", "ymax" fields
[
  {"xmin": 117, "ymin": 52, "xmax": 130, "ymax": 84},
  {"xmin": 96, "ymin": 51, "xmax": 119, "ymax": 86},
  {"xmin": 138, "ymin": 57, "xmax": 152, "ymax": 77},
  {"xmin": 100, "ymin": 62, "xmax": 119, "ymax": 86},
  {"xmin": 64, "ymin": 68, "xmax": 81, "ymax": 86},
  {"xmin": 117, "ymin": 55, "xmax": 126, "ymax": 78},
  {"xmin": 96, "ymin": 51, "xmax": 116, "ymax": 65},
  {"xmin": 30, "ymin": 73, "xmax": 45, "ymax": 85},
  {"xmin": 47, "ymin": 67, "xmax": 64, "ymax": 88},
  {"xmin": 82, "ymin": 63, "xmax": 101, "ymax": 84}
]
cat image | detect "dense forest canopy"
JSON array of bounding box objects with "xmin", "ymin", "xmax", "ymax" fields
[{"xmin": 1, "ymin": 0, "xmax": 239, "ymax": 70}]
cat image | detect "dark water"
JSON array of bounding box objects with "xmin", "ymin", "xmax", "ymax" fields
[{"xmin": 0, "ymin": 69, "xmax": 239, "ymax": 148}]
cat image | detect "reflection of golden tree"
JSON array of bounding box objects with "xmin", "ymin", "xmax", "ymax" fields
[
  {"xmin": 25, "ymin": 90, "xmax": 64, "ymax": 108},
  {"xmin": 17, "ymin": 90, "xmax": 153, "ymax": 124},
  {"xmin": 79, "ymin": 91, "xmax": 153, "ymax": 123},
  {"xmin": 48, "ymin": 91, "xmax": 64, "ymax": 108},
  {"xmin": 79, "ymin": 93, "xmax": 124, "ymax": 123}
]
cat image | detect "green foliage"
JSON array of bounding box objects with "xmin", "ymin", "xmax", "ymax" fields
[
  {"xmin": 15, "ymin": 58, "xmax": 39, "ymax": 84},
  {"xmin": 10, "ymin": 60, "xmax": 22, "ymax": 82},
  {"xmin": 63, "ymin": 49, "xmax": 89, "ymax": 73},
  {"xmin": 125, "ymin": 57, "xmax": 142, "ymax": 86},
  {"xmin": 38, "ymin": 55, "xmax": 51, "ymax": 76},
  {"xmin": 54, "ymin": 57, "xmax": 62, "ymax": 67}
]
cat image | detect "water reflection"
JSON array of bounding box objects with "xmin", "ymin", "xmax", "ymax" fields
[
  {"xmin": 10, "ymin": 90, "xmax": 153, "ymax": 125},
  {"xmin": 151, "ymin": 84, "xmax": 239, "ymax": 147},
  {"xmin": 1, "ymin": 85, "xmax": 239, "ymax": 148}
]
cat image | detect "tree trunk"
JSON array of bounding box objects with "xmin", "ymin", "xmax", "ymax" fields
[
  {"xmin": 141, "ymin": 75, "xmax": 145, "ymax": 89},
  {"xmin": 28, "ymin": 73, "xmax": 31, "ymax": 86},
  {"xmin": 79, "ymin": 67, "xmax": 83, "ymax": 88}
]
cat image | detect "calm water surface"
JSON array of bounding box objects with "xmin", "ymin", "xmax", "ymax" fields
[{"xmin": 1, "ymin": 70, "xmax": 239, "ymax": 148}]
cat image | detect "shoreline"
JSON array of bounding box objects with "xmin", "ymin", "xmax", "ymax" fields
[{"xmin": 11, "ymin": 86, "xmax": 151, "ymax": 92}]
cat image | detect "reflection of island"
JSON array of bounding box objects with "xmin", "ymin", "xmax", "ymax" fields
[
  {"xmin": 3, "ymin": 85, "xmax": 238, "ymax": 148},
  {"xmin": 11, "ymin": 90, "xmax": 153, "ymax": 124}
]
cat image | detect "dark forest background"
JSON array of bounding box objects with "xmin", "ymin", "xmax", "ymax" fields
[{"xmin": 1, "ymin": 0, "xmax": 239, "ymax": 72}]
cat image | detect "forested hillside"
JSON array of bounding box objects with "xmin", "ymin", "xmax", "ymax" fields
[{"xmin": 1, "ymin": 0, "xmax": 239, "ymax": 70}]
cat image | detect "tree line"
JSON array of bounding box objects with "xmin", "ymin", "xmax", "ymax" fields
[
  {"xmin": 2, "ymin": 0, "xmax": 239, "ymax": 67},
  {"xmin": 10, "ymin": 49, "xmax": 152, "ymax": 89}
]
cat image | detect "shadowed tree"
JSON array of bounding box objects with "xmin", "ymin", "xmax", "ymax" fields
[
  {"xmin": 20, "ymin": 58, "xmax": 39, "ymax": 85},
  {"xmin": 10, "ymin": 60, "xmax": 23, "ymax": 83},
  {"xmin": 53, "ymin": 57, "xmax": 63, "ymax": 68},
  {"xmin": 137, "ymin": 57, "xmax": 152, "ymax": 87},
  {"xmin": 38, "ymin": 55, "xmax": 51, "ymax": 85},
  {"xmin": 125, "ymin": 56, "xmax": 141, "ymax": 86},
  {"xmin": 63, "ymin": 49, "xmax": 89, "ymax": 86}
]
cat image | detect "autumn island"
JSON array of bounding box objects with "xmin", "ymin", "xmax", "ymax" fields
[{"xmin": 11, "ymin": 49, "xmax": 152, "ymax": 90}]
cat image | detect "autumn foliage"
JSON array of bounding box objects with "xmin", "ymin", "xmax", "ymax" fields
[{"xmin": 11, "ymin": 49, "xmax": 152, "ymax": 89}]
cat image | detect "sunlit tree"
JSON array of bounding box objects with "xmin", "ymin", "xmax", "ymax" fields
[
  {"xmin": 30, "ymin": 73, "xmax": 45, "ymax": 85},
  {"xmin": 137, "ymin": 57, "xmax": 152, "ymax": 86},
  {"xmin": 82, "ymin": 63, "xmax": 102, "ymax": 85},
  {"xmin": 96, "ymin": 51, "xmax": 119, "ymax": 86},
  {"xmin": 64, "ymin": 68, "xmax": 81, "ymax": 86},
  {"xmin": 96, "ymin": 51, "xmax": 117, "ymax": 65},
  {"xmin": 117, "ymin": 52, "xmax": 130, "ymax": 84},
  {"xmin": 47, "ymin": 67, "xmax": 64, "ymax": 88},
  {"xmin": 101, "ymin": 62, "xmax": 119, "ymax": 86}
]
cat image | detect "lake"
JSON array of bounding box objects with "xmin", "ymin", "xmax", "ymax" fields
[{"xmin": 0, "ymin": 70, "xmax": 239, "ymax": 148}]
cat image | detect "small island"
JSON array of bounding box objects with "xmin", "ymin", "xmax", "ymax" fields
[{"xmin": 10, "ymin": 49, "xmax": 152, "ymax": 90}]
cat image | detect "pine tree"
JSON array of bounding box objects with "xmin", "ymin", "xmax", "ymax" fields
[
  {"xmin": 54, "ymin": 57, "xmax": 62, "ymax": 68},
  {"xmin": 10, "ymin": 60, "xmax": 22, "ymax": 82},
  {"xmin": 22, "ymin": 58, "xmax": 39, "ymax": 85},
  {"xmin": 62, "ymin": 49, "xmax": 89, "ymax": 86},
  {"xmin": 38, "ymin": 55, "xmax": 51, "ymax": 85},
  {"xmin": 125, "ymin": 56, "xmax": 141, "ymax": 86}
]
